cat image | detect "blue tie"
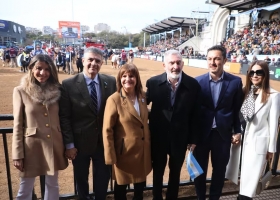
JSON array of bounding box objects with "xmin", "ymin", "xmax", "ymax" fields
[{"xmin": 90, "ymin": 81, "xmax": 98, "ymax": 115}]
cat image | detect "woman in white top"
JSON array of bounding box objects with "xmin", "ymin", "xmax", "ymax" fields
[{"xmin": 238, "ymin": 60, "xmax": 280, "ymax": 199}]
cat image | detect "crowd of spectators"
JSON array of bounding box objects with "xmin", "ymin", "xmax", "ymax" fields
[
  {"xmin": 143, "ymin": 34, "xmax": 188, "ymax": 54},
  {"xmin": 222, "ymin": 19, "xmax": 280, "ymax": 62}
]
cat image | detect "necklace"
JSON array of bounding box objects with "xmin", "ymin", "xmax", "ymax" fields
[{"xmin": 127, "ymin": 95, "xmax": 136, "ymax": 102}]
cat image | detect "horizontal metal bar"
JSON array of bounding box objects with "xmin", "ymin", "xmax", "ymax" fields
[
  {"xmin": 0, "ymin": 114, "xmax": 13, "ymax": 120},
  {"xmin": 0, "ymin": 128, "xmax": 13, "ymax": 134}
]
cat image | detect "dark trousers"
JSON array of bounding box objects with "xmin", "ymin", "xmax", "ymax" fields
[
  {"xmin": 152, "ymin": 148, "xmax": 185, "ymax": 200},
  {"xmin": 193, "ymin": 129, "xmax": 231, "ymax": 200},
  {"xmin": 72, "ymin": 144, "xmax": 110, "ymax": 200},
  {"xmin": 114, "ymin": 181, "xmax": 145, "ymax": 200}
]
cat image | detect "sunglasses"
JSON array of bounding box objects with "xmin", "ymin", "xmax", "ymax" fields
[{"xmin": 248, "ymin": 69, "xmax": 265, "ymax": 77}]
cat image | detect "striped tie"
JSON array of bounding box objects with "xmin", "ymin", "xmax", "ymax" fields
[{"xmin": 90, "ymin": 81, "xmax": 98, "ymax": 115}]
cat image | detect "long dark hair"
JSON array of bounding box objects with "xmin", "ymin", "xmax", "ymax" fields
[
  {"xmin": 244, "ymin": 60, "xmax": 270, "ymax": 103},
  {"xmin": 116, "ymin": 63, "xmax": 143, "ymax": 97}
]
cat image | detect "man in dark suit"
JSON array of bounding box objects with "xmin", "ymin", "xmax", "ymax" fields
[
  {"xmin": 194, "ymin": 45, "xmax": 243, "ymax": 200},
  {"xmin": 59, "ymin": 47, "xmax": 116, "ymax": 200},
  {"xmin": 146, "ymin": 49, "xmax": 201, "ymax": 200}
]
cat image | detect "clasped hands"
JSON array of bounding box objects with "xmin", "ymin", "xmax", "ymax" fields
[
  {"xmin": 65, "ymin": 148, "xmax": 78, "ymax": 160},
  {"xmin": 231, "ymin": 133, "xmax": 241, "ymax": 145}
]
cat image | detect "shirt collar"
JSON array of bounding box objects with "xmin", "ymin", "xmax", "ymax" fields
[
  {"xmin": 83, "ymin": 72, "xmax": 99, "ymax": 86},
  {"xmin": 209, "ymin": 71, "xmax": 224, "ymax": 82}
]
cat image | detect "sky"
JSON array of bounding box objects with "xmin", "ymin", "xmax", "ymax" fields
[{"xmin": 1, "ymin": 0, "xmax": 218, "ymax": 33}]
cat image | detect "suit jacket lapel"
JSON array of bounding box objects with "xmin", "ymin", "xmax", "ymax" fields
[
  {"xmin": 201, "ymin": 73, "xmax": 214, "ymax": 108},
  {"xmin": 99, "ymin": 74, "xmax": 107, "ymax": 114},
  {"xmin": 255, "ymin": 90, "xmax": 264, "ymax": 114},
  {"xmin": 76, "ymin": 73, "xmax": 95, "ymax": 112},
  {"xmin": 159, "ymin": 73, "xmax": 173, "ymax": 121},
  {"xmin": 216, "ymin": 72, "xmax": 230, "ymax": 107},
  {"xmin": 120, "ymin": 89, "xmax": 143, "ymax": 124}
]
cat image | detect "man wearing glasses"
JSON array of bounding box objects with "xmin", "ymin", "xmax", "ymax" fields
[
  {"xmin": 194, "ymin": 45, "xmax": 243, "ymax": 200},
  {"xmin": 59, "ymin": 47, "xmax": 116, "ymax": 200}
]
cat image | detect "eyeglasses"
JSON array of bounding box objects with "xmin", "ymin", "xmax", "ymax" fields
[{"xmin": 248, "ymin": 69, "xmax": 265, "ymax": 77}]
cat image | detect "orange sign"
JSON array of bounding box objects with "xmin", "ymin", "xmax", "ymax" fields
[{"xmin": 58, "ymin": 21, "xmax": 81, "ymax": 38}]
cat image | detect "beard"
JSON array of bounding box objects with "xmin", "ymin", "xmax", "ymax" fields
[{"xmin": 166, "ymin": 70, "xmax": 182, "ymax": 80}]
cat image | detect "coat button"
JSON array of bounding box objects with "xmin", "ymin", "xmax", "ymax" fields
[
  {"xmin": 46, "ymin": 124, "xmax": 49, "ymax": 127},
  {"xmin": 44, "ymin": 113, "xmax": 48, "ymax": 116},
  {"xmin": 141, "ymin": 126, "xmax": 144, "ymax": 129},
  {"xmin": 47, "ymin": 135, "xmax": 51, "ymax": 138},
  {"xmin": 26, "ymin": 133, "xmax": 28, "ymax": 135},
  {"xmin": 142, "ymin": 137, "xmax": 144, "ymax": 140}
]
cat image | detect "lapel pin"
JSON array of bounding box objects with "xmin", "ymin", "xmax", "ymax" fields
[
  {"xmin": 142, "ymin": 98, "xmax": 144, "ymax": 103},
  {"xmin": 104, "ymin": 82, "xmax": 107, "ymax": 88}
]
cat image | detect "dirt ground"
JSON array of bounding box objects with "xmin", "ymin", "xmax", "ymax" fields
[{"xmin": 1, "ymin": 58, "xmax": 280, "ymax": 200}]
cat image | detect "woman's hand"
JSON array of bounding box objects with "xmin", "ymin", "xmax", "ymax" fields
[
  {"xmin": 231, "ymin": 133, "xmax": 241, "ymax": 145},
  {"xmin": 266, "ymin": 152, "xmax": 273, "ymax": 160},
  {"xmin": 13, "ymin": 159, "xmax": 24, "ymax": 172}
]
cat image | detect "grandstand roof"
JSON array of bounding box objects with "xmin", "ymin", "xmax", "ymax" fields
[
  {"xmin": 142, "ymin": 16, "xmax": 206, "ymax": 35},
  {"xmin": 208, "ymin": 0, "xmax": 280, "ymax": 12}
]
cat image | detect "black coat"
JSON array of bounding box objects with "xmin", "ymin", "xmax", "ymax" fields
[{"xmin": 146, "ymin": 72, "xmax": 201, "ymax": 157}]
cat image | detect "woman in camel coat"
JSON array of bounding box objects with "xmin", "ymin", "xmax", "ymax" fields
[
  {"xmin": 238, "ymin": 60, "xmax": 280, "ymax": 199},
  {"xmin": 103, "ymin": 63, "xmax": 152, "ymax": 200},
  {"xmin": 12, "ymin": 54, "xmax": 68, "ymax": 200}
]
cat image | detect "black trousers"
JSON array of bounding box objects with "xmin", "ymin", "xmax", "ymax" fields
[
  {"xmin": 152, "ymin": 147, "xmax": 185, "ymax": 200},
  {"xmin": 72, "ymin": 144, "xmax": 110, "ymax": 200},
  {"xmin": 114, "ymin": 181, "xmax": 145, "ymax": 200},
  {"xmin": 193, "ymin": 129, "xmax": 231, "ymax": 200}
]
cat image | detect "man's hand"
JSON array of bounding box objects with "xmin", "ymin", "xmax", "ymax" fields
[
  {"xmin": 65, "ymin": 148, "xmax": 78, "ymax": 160},
  {"xmin": 13, "ymin": 159, "xmax": 24, "ymax": 172},
  {"xmin": 231, "ymin": 133, "xmax": 241, "ymax": 145},
  {"xmin": 187, "ymin": 144, "xmax": 196, "ymax": 151}
]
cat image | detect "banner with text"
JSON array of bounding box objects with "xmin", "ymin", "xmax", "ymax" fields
[{"xmin": 58, "ymin": 21, "xmax": 81, "ymax": 38}]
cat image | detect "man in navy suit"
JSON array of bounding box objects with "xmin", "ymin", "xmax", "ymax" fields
[{"xmin": 194, "ymin": 45, "xmax": 243, "ymax": 200}]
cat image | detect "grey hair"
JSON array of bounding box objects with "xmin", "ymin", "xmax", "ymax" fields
[
  {"xmin": 164, "ymin": 50, "xmax": 182, "ymax": 63},
  {"xmin": 84, "ymin": 47, "xmax": 103, "ymax": 58}
]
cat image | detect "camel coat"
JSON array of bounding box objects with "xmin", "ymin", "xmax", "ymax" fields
[
  {"xmin": 103, "ymin": 89, "xmax": 152, "ymax": 185},
  {"xmin": 240, "ymin": 89, "xmax": 280, "ymax": 197},
  {"xmin": 12, "ymin": 76, "xmax": 68, "ymax": 178}
]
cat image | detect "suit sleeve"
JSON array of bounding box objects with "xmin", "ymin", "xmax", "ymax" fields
[
  {"xmin": 12, "ymin": 87, "xmax": 24, "ymax": 160},
  {"xmin": 268, "ymin": 93, "xmax": 280, "ymax": 152},
  {"xmin": 59, "ymin": 82, "xmax": 74, "ymax": 146},
  {"xmin": 189, "ymin": 84, "xmax": 202, "ymax": 144},
  {"xmin": 102, "ymin": 96, "xmax": 118, "ymax": 165},
  {"xmin": 233, "ymin": 78, "xmax": 243, "ymax": 134}
]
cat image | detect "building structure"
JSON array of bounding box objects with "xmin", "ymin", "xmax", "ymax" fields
[{"xmin": 0, "ymin": 19, "xmax": 26, "ymax": 46}]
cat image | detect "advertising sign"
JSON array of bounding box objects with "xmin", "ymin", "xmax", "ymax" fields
[
  {"xmin": 58, "ymin": 21, "xmax": 80, "ymax": 38},
  {"xmin": 0, "ymin": 20, "xmax": 10, "ymax": 32}
]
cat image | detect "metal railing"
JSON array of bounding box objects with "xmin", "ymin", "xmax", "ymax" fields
[{"xmin": 1, "ymin": 114, "xmax": 280, "ymax": 200}]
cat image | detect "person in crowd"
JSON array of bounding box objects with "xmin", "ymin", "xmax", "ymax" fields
[
  {"xmin": 264, "ymin": 55, "xmax": 271, "ymax": 64},
  {"xmin": 65, "ymin": 48, "xmax": 74, "ymax": 75},
  {"xmin": 32, "ymin": 45, "xmax": 45, "ymax": 56},
  {"xmin": 111, "ymin": 53, "xmax": 119, "ymax": 69},
  {"xmin": 59, "ymin": 47, "xmax": 116, "ymax": 200},
  {"xmin": 128, "ymin": 49, "xmax": 134, "ymax": 63},
  {"xmin": 238, "ymin": 61, "xmax": 280, "ymax": 200},
  {"xmin": 103, "ymin": 47, "xmax": 108, "ymax": 65},
  {"xmin": 103, "ymin": 63, "xmax": 152, "ymax": 200},
  {"xmin": 9, "ymin": 46, "xmax": 18, "ymax": 68},
  {"xmin": 194, "ymin": 45, "xmax": 243, "ymax": 200},
  {"xmin": 252, "ymin": 55, "xmax": 258, "ymax": 62},
  {"xmin": 146, "ymin": 49, "xmax": 201, "ymax": 200},
  {"xmin": 120, "ymin": 49, "xmax": 127, "ymax": 67},
  {"xmin": 3, "ymin": 47, "xmax": 11, "ymax": 67},
  {"xmin": 12, "ymin": 54, "xmax": 68, "ymax": 200}
]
